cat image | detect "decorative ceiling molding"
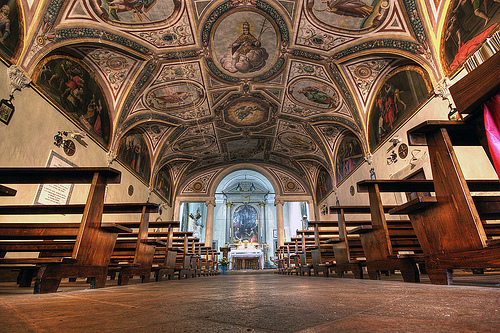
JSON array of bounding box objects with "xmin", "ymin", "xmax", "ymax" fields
[
  {"xmin": 181, "ymin": 166, "xmax": 225, "ymax": 195},
  {"xmin": 266, "ymin": 167, "xmax": 308, "ymax": 195}
]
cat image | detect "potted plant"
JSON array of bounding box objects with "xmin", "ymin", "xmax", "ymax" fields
[{"xmin": 219, "ymin": 257, "xmax": 229, "ymax": 275}]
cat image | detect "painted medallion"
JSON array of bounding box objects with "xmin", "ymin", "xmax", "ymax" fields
[
  {"xmin": 213, "ymin": 11, "xmax": 277, "ymax": 76},
  {"xmin": 288, "ymin": 79, "xmax": 340, "ymax": 110},
  {"xmin": 172, "ymin": 136, "xmax": 215, "ymax": 153},
  {"xmin": 307, "ymin": 0, "xmax": 389, "ymax": 31},
  {"xmin": 145, "ymin": 82, "xmax": 204, "ymax": 112},
  {"xmin": 278, "ymin": 132, "xmax": 317, "ymax": 153},
  {"xmin": 224, "ymin": 98, "xmax": 269, "ymax": 126},
  {"xmin": 90, "ymin": 0, "xmax": 177, "ymax": 24}
]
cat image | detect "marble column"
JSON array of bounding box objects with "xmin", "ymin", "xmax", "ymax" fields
[
  {"xmin": 205, "ymin": 199, "xmax": 216, "ymax": 247},
  {"xmin": 307, "ymin": 199, "xmax": 316, "ymax": 221},
  {"xmin": 274, "ymin": 198, "xmax": 285, "ymax": 248},
  {"xmin": 226, "ymin": 201, "xmax": 233, "ymax": 244},
  {"xmin": 258, "ymin": 201, "xmax": 266, "ymax": 244}
]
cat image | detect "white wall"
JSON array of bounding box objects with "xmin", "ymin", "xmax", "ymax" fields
[{"xmin": 0, "ymin": 62, "xmax": 171, "ymax": 222}]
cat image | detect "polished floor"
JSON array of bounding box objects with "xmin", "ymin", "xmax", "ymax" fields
[{"xmin": 1, "ymin": 272, "xmax": 500, "ymax": 333}]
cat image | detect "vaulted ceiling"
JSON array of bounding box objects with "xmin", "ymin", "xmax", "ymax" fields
[{"xmin": 10, "ymin": 0, "xmax": 450, "ymax": 202}]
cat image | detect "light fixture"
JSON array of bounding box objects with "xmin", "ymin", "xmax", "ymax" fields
[{"xmin": 53, "ymin": 131, "xmax": 76, "ymax": 156}]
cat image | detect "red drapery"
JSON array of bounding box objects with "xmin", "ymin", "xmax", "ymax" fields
[{"xmin": 484, "ymin": 91, "xmax": 500, "ymax": 179}]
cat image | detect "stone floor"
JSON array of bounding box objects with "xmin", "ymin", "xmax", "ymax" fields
[{"xmin": 1, "ymin": 272, "xmax": 500, "ymax": 333}]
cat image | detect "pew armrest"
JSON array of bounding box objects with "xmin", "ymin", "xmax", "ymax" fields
[
  {"xmin": 101, "ymin": 223, "xmax": 133, "ymax": 233},
  {"xmin": 348, "ymin": 225, "xmax": 373, "ymax": 234},
  {"xmin": 324, "ymin": 237, "xmax": 343, "ymax": 244},
  {"xmin": 486, "ymin": 239, "xmax": 500, "ymax": 247},
  {"xmin": 141, "ymin": 238, "xmax": 166, "ymax": 246},
  {"xmin": 0, "ymin": 257, "xmax": 78, "ymax": 265},
  {"xmin": 0, "ymin": 185, "xmax": 16, "ymax": 196},
  {"xmin": 389, "ymin": 196, "xmax": 437, "ymax": 215}
]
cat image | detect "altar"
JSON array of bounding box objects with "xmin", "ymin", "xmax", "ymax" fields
[{"xmin": 228, "ymin": 242, "xmax": 265, "ymax": 270}]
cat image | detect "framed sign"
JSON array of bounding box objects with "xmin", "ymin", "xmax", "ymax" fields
[
  {"xmin": 0, "ymin": 98, "xmax": 14, "ymax": 125},
  {"xmin": 34, "ymin": 151, "xmax": 77, "ymax": 205}
]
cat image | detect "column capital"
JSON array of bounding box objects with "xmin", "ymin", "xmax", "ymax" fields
[
  {"xmin": 205, "ymin": 199, "xmax": 216, "ymax": 207},
  {"xmin": 226, "ymin": 201, "xmax": 233, "ymax": 208},
  {"xmin": 274, "ymin": 198, "xmax": 284, "ymax": 206}
]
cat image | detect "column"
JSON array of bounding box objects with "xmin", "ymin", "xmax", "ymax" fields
[
  {"xmin": 307, "ymin": 199, "xmax": 316, "ymax": 221},
  {"xmin": 204, "ymin": 199, "xmax": 216, "ymax": 247},
  {"xmin": 226, "ymin": 201, "xmax": 233, "ymax": 244},
  {"xmin": 258, "ymin": 201, "xmax": 266, "ymax": 244},
  {"xmin": 274, "ymin": 197, "xmax": 285, "ymax": 248}
]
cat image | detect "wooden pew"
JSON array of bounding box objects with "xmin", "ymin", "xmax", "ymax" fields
[
  {"xmin": 0, "ymin": 167, "xmax": 130, "ymax": 293},
  {"xmin": 292, "ymin": 234, "xmax": 314, "ymax": 276},
  {"xmin": 357, "ymin": 119, "xmax": 500, "ymax": 284},
  {"xmin": 310, "ymin": 219, "xmax": 364, "ymax": 279},
  {"xmin": 104, "ymin": 203, "xmax": 161, "ymax": 285},
  {"xmin": 162, "ymin": 232, "xmax": 197, "ymax": 279},
  {"xmin": 276, "ymin": 246, "xmax": 286, "ymax": 274},
  {"xmin": 140, "ymin": 220, "xmax": 180, "ymax": 281},
  {"xmin": 284, "ymin": 242, "xmax": 299, "ymax": 275},
  {"xmin": 297, "ymin": 227, "xmax": 337, "ymax": 277},
  {"xmin": 325, "ymin": 204, "xmax": 422, "ymax": 282}
]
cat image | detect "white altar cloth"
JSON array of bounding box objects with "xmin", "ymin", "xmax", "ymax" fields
[{"xmin": 228, "ymin": 249, "xmax": 264, "ymax": 270}]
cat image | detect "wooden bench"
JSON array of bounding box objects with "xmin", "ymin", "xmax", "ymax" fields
[
  {"xmin": 291, "ymin": 235, "xmax": 315, "ymax": 276},
  {"xmin": 0, "ymin": 167, "xmax": 131, "ymax": 293},
  {"xmin": 103, "ymin": 203, "xmax": 161, "ymax": 285},
  {"xmin": 284, "ymin": 242, "xmax": 300, "ymax": 275},
  {"xmin": 327, "ymin": 204, "xmax": 422, "ymax": 282},
  {"xmin": 297, "ymin": 228, "xmax": 337, "ymax": 277},
  {"xmin": 138, "ymin": 220, "xmax": 180, "ymax": 282},
  {"xmin": 357, "ymin": 118, "xmax": 500, "ymax": 284},
  {"xmin": 310, "ymin": 219, "xmax": 364, "ymax": 279}
]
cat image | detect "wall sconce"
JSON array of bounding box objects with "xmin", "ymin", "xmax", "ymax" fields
[
  {"xmin": 54, "ymin": 130, "xmax": 87, "ymax": 156},
  {"xmin": 387, "ymin": 150, "xmax": 398, "ymax": 165},
  {"xmin": 54, "ymin": 131, "xmax": 76, "ymax": 156}
]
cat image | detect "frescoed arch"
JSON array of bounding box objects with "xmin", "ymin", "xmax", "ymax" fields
[
  {"xmin": 335, "ymin": 134, "xmax": 364, "ymax": 184},
  {"xmin": 34, "ymin": 56, "xmax": 112, "ymax": 147},
  {"xmin": 368, "ymin": 65, "xmax": 431, "ymax": 150},
  {"xmin": 117, "ymin": 130, "xmax": 152, "ymax": 183}
]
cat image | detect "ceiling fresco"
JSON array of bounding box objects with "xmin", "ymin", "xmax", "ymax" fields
[{"xmin": 6, "ymin": 0, "xmax": 490, "ymax": 203}]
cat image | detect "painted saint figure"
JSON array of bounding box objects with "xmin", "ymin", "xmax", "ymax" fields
[
  {"xmin": 220, "ymin": 20, "xmax": 269, "ymax": 74},
  {"xmin": 106, "ymin": 0, "xmax": 157, "ymax": 22},
  {"xmin": 320, "ymin": 0, "xmax": 373, "ymax": 17},
  {"xmin": 0, "ymin": 5, "xmax": 10, "ymax": 43},
  {"xmin": 299, "ymin": 86, "xmax": 338, "ymax": 108}
]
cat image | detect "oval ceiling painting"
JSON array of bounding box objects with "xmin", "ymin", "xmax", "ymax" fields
[
  {"xmin": 225, "ymin": 98, "xmax": 269, "ymax": 127},
  {"xmin": 212, "ymin": 10, "xmax": 278, "ymax": 76},
  {"xmin": 288, "ymin": 78, "xmax": 340, "ymax": 110},
  {"xmin": 145, "ymin": 82, "xmax": 204, "ymax": 112},
  {"xmin": 278, "ymin": 132, "xmax": 317, "ymax": 153},
  {"xmin": 90, "ymin": 0, "xmax": 177, "ymax": 24},
  {"xmin": 307, "ymin": 0, "xmax": 390, "ymax": 32},
  {"xmin": 172, "ymin": 136, "xmax": 216, "ymax": 153}
]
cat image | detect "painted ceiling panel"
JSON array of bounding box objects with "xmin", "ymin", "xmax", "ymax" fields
[{"xmin": 8, "ymin": 0, "xmax": 457, "ymax": 198}]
